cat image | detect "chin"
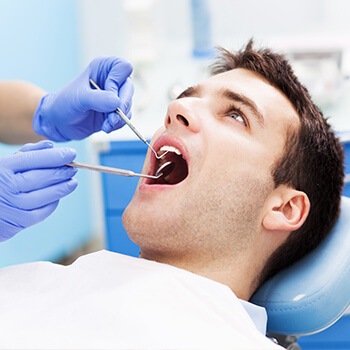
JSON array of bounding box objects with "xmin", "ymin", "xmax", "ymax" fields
[
  {"xmin": 122, "ymin": 199, "xmax": 187, "ymax": 252},
  {"xmin": 122, "ymin": 202, "xmax": 161, "ymax": 246}
]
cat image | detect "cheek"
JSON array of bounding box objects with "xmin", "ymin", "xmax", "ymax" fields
[
  {"xmin": 200, "ymin": 168, "xmax": 273, "ymax": 225},
  {"xmin": 194, "ymin": 145, "xmax": 275, "ymax": 221},
  {"xmin": 210, "ymin": 130, "xmax": 277, "ymax": 181},
  {"xmin": 201, "ymin": 143, "xmax": 268, "ymax": 184}
]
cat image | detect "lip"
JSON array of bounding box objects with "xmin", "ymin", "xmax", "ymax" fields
[{"xmin": 141, "ymin": 133, "xmax": 190, "ymax": 189}]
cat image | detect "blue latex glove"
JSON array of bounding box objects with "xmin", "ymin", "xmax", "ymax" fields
[
  {"xmin": 0, "ymin": 140, "xmax": 78, "ymax": 242},
  {"xmin": 33, "ymin": 57, "xmax": 134, "ymax": 141}
]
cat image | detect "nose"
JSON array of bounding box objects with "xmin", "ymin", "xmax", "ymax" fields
[{"xmin": 164, "ymin": 99, "xmax": 202, "ymax": 133}]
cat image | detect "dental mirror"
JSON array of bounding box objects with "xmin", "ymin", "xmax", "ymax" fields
[{"xmin": 155, "ymin": 161, "xmax": 175, "ymax": 178}]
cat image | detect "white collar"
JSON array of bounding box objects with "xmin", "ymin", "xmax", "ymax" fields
[{"xmin": 239, "ymin": 299, "xmax": 268, "ymax": 335}]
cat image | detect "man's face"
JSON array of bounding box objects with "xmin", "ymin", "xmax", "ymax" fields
[{"xmin": 123, "ymin": 68, "xmax": 300, "ymax": 262}]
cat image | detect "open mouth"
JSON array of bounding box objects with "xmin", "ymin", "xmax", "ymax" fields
[{"xmin": 150, "ymin": 145, "xmax": 189, "ymax": 185}]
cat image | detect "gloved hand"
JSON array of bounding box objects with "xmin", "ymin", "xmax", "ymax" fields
[
  {"xmin": 0, "ymin": 140, "xmax": 78, "ymax": 242},
  {"xmin": 33, "ymin": 57, "xmax": 134, "ymax": 141}
]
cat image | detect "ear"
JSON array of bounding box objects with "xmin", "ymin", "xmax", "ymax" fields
[{"xmin": 262, "ymin": 186, "xmax": 310, "ymax": 232}]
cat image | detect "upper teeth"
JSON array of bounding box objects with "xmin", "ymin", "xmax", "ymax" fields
[{"xmin": 159, "ymin": 145, "xmax": 182, "ymax": 156}]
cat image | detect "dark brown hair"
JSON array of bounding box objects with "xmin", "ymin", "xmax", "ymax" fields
[{"xmin": 211, "ymin": 39, "xmax": 344, "ymax": 286}]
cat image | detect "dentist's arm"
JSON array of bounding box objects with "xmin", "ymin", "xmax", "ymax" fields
[
  {"xmin": 0, "ymin": 81, "xmax": 46, "ymax": 144},
  {"xmin": 0, "ymin": 140, "xmax": 78, "ymax": 242}
]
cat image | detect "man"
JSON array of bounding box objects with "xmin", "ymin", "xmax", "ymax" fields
[
  {"xmin": 0, "ymin": 57, "xmax": 134, "ymax": 241},
  {"xmin": 0, "ymin": 41, "xmax": 344, "ymax": 349}
]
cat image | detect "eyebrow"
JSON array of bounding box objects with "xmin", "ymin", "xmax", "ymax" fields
[
  {"xmin": 176, "ymin": 85, "xmax": 201, "ymax": 99},
  {"xmin": 219, "ymin": 88, "xmax": 264, "ymax": 127}
]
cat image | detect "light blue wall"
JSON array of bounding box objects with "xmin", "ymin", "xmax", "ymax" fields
[
  {"xmin": 0, "ymin": 0, "xmax": 93, "ymax": 266},
  {"xmin": 0, "ymin": 0, "xmax": 81, "ymax": 89}
]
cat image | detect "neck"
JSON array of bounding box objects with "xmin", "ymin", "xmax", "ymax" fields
[{"xmin": 140, "ymin": 249, "xmax": 261, "ymax": 300}]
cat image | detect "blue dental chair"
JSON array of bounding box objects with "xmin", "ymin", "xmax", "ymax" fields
[{"xmin": 252, "ymin": 196, "xmax": 350, "ymax": 349}]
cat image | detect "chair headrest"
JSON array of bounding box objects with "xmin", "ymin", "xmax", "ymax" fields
[{"xmin": 251, "ymin": 196, "xmax": 350, "ymax": 335}]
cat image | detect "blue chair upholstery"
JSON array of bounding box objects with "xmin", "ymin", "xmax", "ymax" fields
[{"xmin": 251, "ymin": 196, "xmax": 350, "ymax": 336}]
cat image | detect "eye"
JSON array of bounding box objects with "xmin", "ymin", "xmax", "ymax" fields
[{"xmin": 229, "ymin": 111, "xmax": 247, "ymax": 126}]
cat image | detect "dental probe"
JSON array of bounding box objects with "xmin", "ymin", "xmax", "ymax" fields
[
  {"xmin": 89, "ymin": 79, "xmax": 167, "ymax": 160},
  {"xmin": 67, "ymin": 161, "xmax": 162, "ymax": 179}
]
